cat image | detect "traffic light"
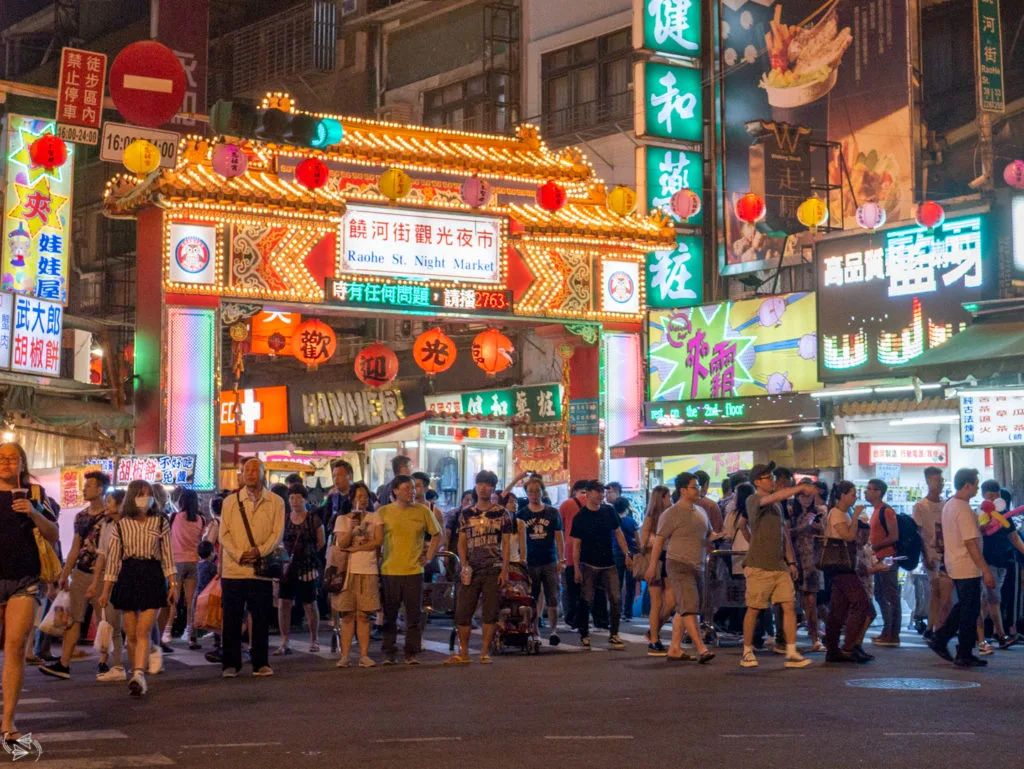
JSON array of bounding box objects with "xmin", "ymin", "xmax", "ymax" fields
[{"xmin": 208, "ymin": 100, "xmax": 344, "ymax": 148}]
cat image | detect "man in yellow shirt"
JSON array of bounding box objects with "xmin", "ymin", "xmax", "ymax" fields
[{"xmin": 377, "ymin": 475, "xmax": 442, "ymax": 665}]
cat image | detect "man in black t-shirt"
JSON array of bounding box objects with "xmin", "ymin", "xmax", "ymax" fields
[
  {"xmin": 517, "ymin": 475, "xmax": 564, "ymax": 645},
  {"xmin": 570, "ymin": 480, "xmax": 632, "ymax": 650}
]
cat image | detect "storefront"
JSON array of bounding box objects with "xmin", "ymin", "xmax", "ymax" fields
[{"xmin": 104, "ymin": 95, "xmax": 675, "ymax": 494}]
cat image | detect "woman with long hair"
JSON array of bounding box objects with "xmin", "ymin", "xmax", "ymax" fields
[
  {"xmin": 275, "ymin": 483, "xmax": 325, "ymax": 655},
  {"xmin": 0, "ymin": 442, "xmax": 58, "ymax": 745},
  {"xmin": 99, "ymin": 480, "xmax": 176, "ymax": 697},
  {"xmin": 638, "ymin": 485, "xmax": 675, "ymax": 655},
  {"xmin": 165, "ymin": 489, "xmax": 206, "ymax": 649},
  {"xmin": 789, "ymin": 484, "xmax": 826, "ymax": 652}
]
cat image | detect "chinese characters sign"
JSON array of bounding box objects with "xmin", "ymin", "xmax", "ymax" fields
[
  {"xmin": 220, "ymin": 386, "xmax": 289, "ymax": 437},
  {"xmin": 116, "ymin": 455, "xmax": 197, "ymax": 487},
  {"xmin": 816, "ymin": 215, "xmax": 991, "ymax": 382},
  {"xmin": 858, "ymin": 443, "xmax": 948, "ymax": 466},
  {"xmin": 3, "ymin": 116, "xmax": 73, "ymax": 304},
  {"xmin": 425, "ymin": 383, "xmax": 563, "ymax": 423},
  {"xmin": 975, "ymin": 0, "xmax": 1005, "ymax": 113},
  {"xmin": 648, "ymin": 292, "xmax": 819, "ymax": 402},
  {"xmin": 326, "ymin": 278, "xmax": 513, "ymax": 314},
  {"xmin": 340, "ymin": 204, "xmax": 503, "ymax": 285},
  {"xmin": 569, "ymin": 399, "xmax": 599, "ymax": 436},
  {"xmin": 960, "ymin": 391, "xmax": 1024, "ymax": 448},
  {"xmin": 0, "ymin": 293, "xmax": 12, "ymax": 369},
  {"xmin": 646, "ymin": 235, "xmax": 703, "ymax": 309},
  {"xmin": 639, "ymin": 145, "xmax": 703, "ymax": 225},
  {"xmin": 635, "ymin": 61, "xmax": 703, "ymax": 145},
  {"xmin": 643, "ymin": 393, "xmax": 819, "ymax": 429},
  {"xmin": 56, "ymin": 48, "xmax": 107, "ymax": 144},
  {"xmin": 635, "ymin": 0, "xmax": 702, "ymax": 59},
  {"xmin": 10, "ymin": 295, "xmax": 63, "ymax": 376}
]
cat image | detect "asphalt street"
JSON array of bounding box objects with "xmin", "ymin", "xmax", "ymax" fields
[{"xmin": 7, "ymin": 620, "xmax": 1023, "ymax": 769}]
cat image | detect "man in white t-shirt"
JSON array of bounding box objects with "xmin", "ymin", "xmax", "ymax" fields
[
  {"xmin": 928, "ymin": 468, "xmax": 995, "ymax": 667},
  {"xmin": 912, "ymin": 466, "xmax": 952, "ymax": 637},
  {"xmin": 334, "ymin": 492, "xmax": 383, "ymax": 668}
]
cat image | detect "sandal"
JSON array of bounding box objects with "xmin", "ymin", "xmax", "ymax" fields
[
  {"xmin": 444, "ymin": 655, "xmax": 472, "ymax": 665},
  {"xmin": 272, "ymin": 645, "xmax": 292, "ymax": 656},
  {"xmin": 479, "ymin": 654, "xmax": 493, "ymax": 665},
  {"xmin": 309, "ymin": 643, "xmax": 320, "ymax": 653}
]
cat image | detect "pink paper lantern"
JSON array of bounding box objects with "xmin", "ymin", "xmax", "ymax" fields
[
  {"xmin": 211, "ymin": 144, "xmax": 247, "ymax": 178},
  {"xmin": 460, "ymin": 175, "xmax": 492, "ymax": 208},
  {"xmin": 855, "ymin": 201, "xmax": 887, "ymax": 231},
  {"xmin": 670, "ymin": 188, "xmax": 702, "ymax": 220},
  {"xmin": 1003, "ymin": 160, "xmax": 1024, "ymax": 190}
]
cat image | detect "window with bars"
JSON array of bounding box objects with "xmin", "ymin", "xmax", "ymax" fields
[
  {"xmin": 542, "ymin": 28, "xmax": 631, "ymax": 140},
  {"xmin": 423, "ymin": 73, "xmax": 507, "ymax": 133}
]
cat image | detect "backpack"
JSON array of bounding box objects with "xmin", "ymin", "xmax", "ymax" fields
[{"xmin": 879, "ymin": 506, "xmax": 923, "ymax": 571}]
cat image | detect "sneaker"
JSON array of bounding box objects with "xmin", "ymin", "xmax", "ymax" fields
[
  {"xmin": 826, "ymin": 650, "xmax": 856, "ymax": 663},
  {"xmin": 978, "ymin": 640, "xmax": 995, "ymax": 655},
  {"xmin": 359, "ymin": 657, "xmax": 376, "ymax": 668},
  {"xmin": 336, "ymin": 657, "xmax": 350, "ymax": 668},
  {"xmin": 740, "ymin": 650, "xmax": 759, "ymax": 668},
  {"xmin": 998, "ymin": 633, "xmax": 1019, "ymax": 649},
  {"xmin": 647, "ymin": 643, "xmax": 668, "ymax": 657},
  {"xmin": 97, "ymin": 665, "xmax": 127, "ymax": 682},
  {"xmin": 222, "ymin": 667, "xmax": 240, "ymax": 678},
  {"xmin": 404, "ymin": 655, "xmax": 420, "ymax": 665},
  {"xmin": 161, "ymin": 630, "xmax": 172, "ymax": 645},
  {"xmin": 128, "ymin": 671, "xmax": 147, "ymax": 697},
  {"xmin": 871, "ymin": 635, "xmax": 900, "ymax": 647},
  {"xmin": 205, "ymin": 650, "xmax": 223, "ymax": 664},
  {"xmin": 927, "ymin": 639, "xmax": 953, "ymax": 662},
  {"xmin": 38, "ymin": 661, "xmax": 70, "ymax": 680},
  {"xmin": 97, "ymin": 662, "xmax": 110, "ymax": 675},
  {"xmin": 954, "ymin": 655, "xmax": 988, "ymax": 668},
  {"xmin": 808, "ymin": 641, "xmax": 826, "ymax": 654},
  {"xmin": 148, "ymin": 648, "xmax": 163, "ymax": 675},
  {"xmin": 181, "ymin": 626, "xmax": 193, "ymax": 642},
  {"xmin": 785, "ymin": 652, "xmax": 812, "ymax": 668},
  {"xmin": 923, "ymin": 628, "xmax": 935, "ymax": 641},
  {"xmin": 188, "ymin": 641, "xmax": 201, "ymax": 651},
  {"xmin": 581, "ymin": 638, "xmax": 591, "ymax": 651},
  {"xmin": 382, "ymin": 656, "xmax": 397, "ymax": 666},
  {"xmin": 253, "ymin": 666, "xmax": 275, "ymax": 677},
  {"xmin": 607, "ymin": 635, "xmax": 625, "ymax": 649},
  {"xmin": 159, "ymin": 642, "xmax": 175, "ymax": 654},
  {"xmin": 549, "ymin": 633, "xmax": 561, "ymax": 647},
  {"xmin": 852, "ymin": 645, "xmax": 875, "ymax": 662}
]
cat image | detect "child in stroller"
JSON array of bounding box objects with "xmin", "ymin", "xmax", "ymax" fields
[{"xmin": 493, "ymin": 562, "xmax": 542, "ymax": 654}]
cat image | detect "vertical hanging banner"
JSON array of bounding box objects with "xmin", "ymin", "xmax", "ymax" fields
[
  {"xmin": 2, "ymin": 116, "xmax": 73, "ymax": 305},
  {"xmin": 646, "ymin": 235, "xmax": 703, "ymax": 309},
  {"xmin": 153, "ymin": 0, "xmax": 210, "ymax": 131},
  {"xmin": 635, "ymin": 0, "xmax": 702, "ymax": 59},
  {"xmin": 634, "ymin": 60, "xmax": 704, "ymax": 145},
  {"xmin": 11, "ymin": 295, "xmax": 64, "ymax": 376},
  {"xmin": 975, "ymin": 0, "xmax": 1005, "ymax": 113},
  {"xmin": 55, "ymin": 48, "xmax": 107, "ymax": 145}
]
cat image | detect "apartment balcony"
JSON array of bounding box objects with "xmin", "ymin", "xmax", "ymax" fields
[{"xmin": 539, "ymin": 91, "xmax": 632, "ymax": 147}]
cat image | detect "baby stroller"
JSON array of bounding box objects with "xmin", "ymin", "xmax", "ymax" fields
[{"xmin": 492, "ymin": 562, "xmax": 541, "ymax": 655}]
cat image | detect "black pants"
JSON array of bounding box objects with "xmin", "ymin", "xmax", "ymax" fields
[
  {"xmin": 382, "ymin": 574, "xmax": 423, "ymax": 657},
  {"xmin": 615, "ymin": 561, "xmax": 637, "ymax": 619},
  {"xmin": 576, "ymin": 564, "xmax": 620, "ymax": 639},
  {"xmin": 221, "ymin": 578, "xmax": 273, "ymax": 672},
  {"xmin": 562, "ymin": 566, "xmax": 580, "ymax": 627},
  {"xmin": 935, "ymin": 577, "xmax": 982, "ymax": 660}
]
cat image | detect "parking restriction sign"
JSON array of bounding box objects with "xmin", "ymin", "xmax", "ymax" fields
[{"xmin": 55, "ymin": 47, "xmax": 106, "ymax": 145}]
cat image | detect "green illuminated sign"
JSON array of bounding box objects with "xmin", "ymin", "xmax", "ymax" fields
[
  {"xmin": 638, "ymin": 61, "xmax": 703, "ymax": 144},
  {"xmin": 640, "ymin": 0, "xmax": 702, "ymax": 59},
  {"xmin": 976, "ymin": 0, "xmax": 1005, "ymax": 113},
  {"xmin": 426, "ymin": 383, "xmax": 563, "ymax": 423},
  {"xmin": 643, "ymin": 393, "xmax": 820, "ymax": 429},
  {"xmin": 643, "ymin": 145, "xmax": 703, "ymax": 225},
  {"xmin": 646, "ymin": 235, "xmax": 703, "ymax": 309}
]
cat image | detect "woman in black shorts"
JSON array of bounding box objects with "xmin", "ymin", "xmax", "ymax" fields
[
  {"xmin": 639, "ymin": 485, "xmax": 674, "ymax": 656},
  {"xmin": 0, "ymin": 442, "xmax": 59, "ymax": 744},
  {"xmin": 99, "ymin": 480, "xmax": 177, "ymax": 698},
  {"xmin": 275, "ymin": 484, "xmax": 325, "ymax": 655}
]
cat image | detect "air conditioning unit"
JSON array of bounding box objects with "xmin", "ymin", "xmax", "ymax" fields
[{"xmin": 378, "ymin": 101, "xmax": 414, "ymax": 124}]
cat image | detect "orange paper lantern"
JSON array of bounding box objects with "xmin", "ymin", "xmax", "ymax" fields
[
  {"xmin": 471, "ymin": 328, "xmax": 514, "ymax": 376},
  {"xmin": 413, "ymin": 327, "xmax": 456, "ymax": 376},
  {"xmin": 354, "ymin": 343, "xmax": 399, "ymax": 388},
  {"xmin": 290, "ymin": 318, "xmax": 336, "ymax": 369}
]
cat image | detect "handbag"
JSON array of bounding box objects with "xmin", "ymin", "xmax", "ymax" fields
[
  {"xmin": 194, "ymin": 575, "xmax": 223, "ymax": 633},
  {"xmin": 818, "ymin": 537, "xmax": 855, "ymax": 573},
  {"xmin": 236, "ymin": 492, "xmax": 289, "ymax": 579},
  {"xmin": 27, "ymin": 485, "xmax": 61, "ymax": 583},
  {"xmin": 631, "ymin": 549, "xmax": 650, "ymax": 580}
]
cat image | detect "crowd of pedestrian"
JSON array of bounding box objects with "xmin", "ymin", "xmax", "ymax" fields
[{"xmin": 2, "ymin": 440, "xmax": 1022, "ymax": 739}]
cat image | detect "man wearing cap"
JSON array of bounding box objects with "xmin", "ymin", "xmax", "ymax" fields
[
  {"xmin": 448, "ymin": 470, "xmax": 513, "ymax": 664},
  {"xmin": 570, "ymin": 481, "xmax": 633, "ymax": 650},
  {"xmin": 740, "ymin": 462, "xmax": 818, "ymax": 669}
]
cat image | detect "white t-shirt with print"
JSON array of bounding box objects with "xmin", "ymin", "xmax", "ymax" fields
[
  {"xmin": 941, "ymin": 497, "xmax": 982, "ymax": 580},
  {"xmin": 334, "ymin": 511, "xmax": 382, "ymax": 575}
]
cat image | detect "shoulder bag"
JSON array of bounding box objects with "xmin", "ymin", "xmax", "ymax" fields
[
  {"xmin": 237, "ymin": 492, "xmax": 289, "ymax": 579},
  {"xmin": 28, "ymin": 485, "xmax": 61, "ymax": 583}
]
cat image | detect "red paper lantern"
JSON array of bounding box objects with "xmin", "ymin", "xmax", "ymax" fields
[
  {"xmin": 413, "ymin": 327, "xmax": 456, "ymax": 376},
  {"xmin": 295, "ymin": 157, "xmax": 329, "ymax": 190},
  {"xmin": 354, "ymin": 343, "xmax": 399, "ymax": 388},
  {"xmin": 471, "ymin": 328, "xmax": 514, "ymax": 376},
  {"xmin": 267, "ymin": 332, "xmax": 287, "ymax": 356},
  {"xmin": 536, "ymin": 180, "xmax": 567, "ymax": 212},
  {"xmin": 916, "ymin": 200, "xmax": 945, "ymax": 231},
  {"xmin": 29, "ymin": 135, "xmax": 68, "ymax": 169},
  {"xmin": 735, "ymin": 192, "xmax": 766, "ymax": 225},
  {"xmin": 290, "ymin": 318, "xmax": 336, "ymax": 369}
]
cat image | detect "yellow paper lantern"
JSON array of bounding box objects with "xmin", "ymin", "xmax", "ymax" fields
[
  {"xmin": 797, "ymin": 197, "xmax": 828, "ymax": 231},
  {"xmin": 607, "ymin": 185, "xmax": 637, "ymax": 217},
  {"xmin": 123, "ymin": 139, "xmax": 161, "ymax": 177},
  {"xmin": 379, "ymin": 167, "xmax": 412, "ymax": 201}
]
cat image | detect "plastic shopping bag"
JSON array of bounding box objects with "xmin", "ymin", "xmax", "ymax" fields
[
  {"xmin": 194, "ymin": 576, "xmax": 223, "ymax": 633},
  {"xmin": 39, "ymin": 590, "xmax": 72, "ymax": 637},
  {"xmin": 93, "ymin": 608, "xmax": 114, "ymax": 653}
]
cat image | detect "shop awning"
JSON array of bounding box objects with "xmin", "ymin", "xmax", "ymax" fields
[
  {"xmin": 907, "ymin": 321, "xmax": 1024, "ymax": 381},
  {"xmin": 4, "ymin": 386, "xmax": 133, "ymax": 431},
  {"xmin": 610, "ymin": 427, "xmax": 794, "ymax": 459},
  {"xmin": 352, "ymin": 411, "xmax": 434, "ymax": 445}
]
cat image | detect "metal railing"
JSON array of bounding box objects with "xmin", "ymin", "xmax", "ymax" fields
[{"xmin": 540, "ymin": 91, "xmax": 632, "ymax": 141}]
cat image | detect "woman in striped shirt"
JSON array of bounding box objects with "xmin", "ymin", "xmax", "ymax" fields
[{"xmin": 99, "ymin": 480, "xmax": 177, "ymax": 697}]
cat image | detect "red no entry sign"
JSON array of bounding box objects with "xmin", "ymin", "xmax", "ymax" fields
[{"xmin": 109, "ymin": 41, "xmax": 187, "ymax": 128}]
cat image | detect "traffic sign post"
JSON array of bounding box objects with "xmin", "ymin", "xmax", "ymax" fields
[
  {"xmin": 56, "ymin": 47, "xmax": 107, "ymax": 145},
  {"xmin": 109, "ymin": 41, "xmax": 187, "ymax": 128},
  {"xmin": 100, "ymin": 122, "xmax": 179, "ymax": 169}
]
